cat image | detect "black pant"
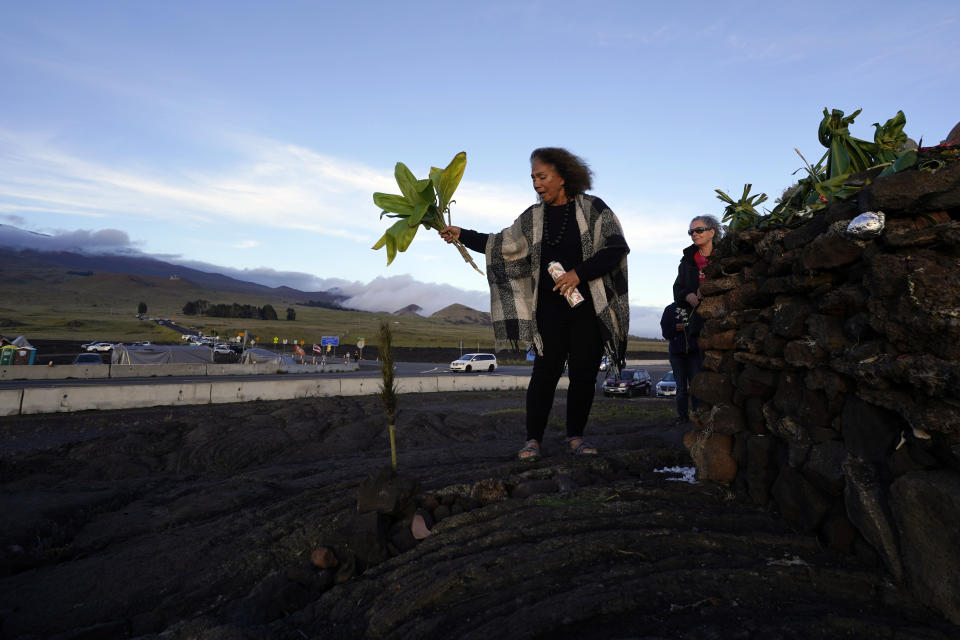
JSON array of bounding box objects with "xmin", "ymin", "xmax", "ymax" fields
[
  {"xmin": 526, "ymin": 304, "xmax": 604, "ymax": 442},
  {"xmin": 669, "ymin": 350, "xmax": 702, "ymax": 420}
]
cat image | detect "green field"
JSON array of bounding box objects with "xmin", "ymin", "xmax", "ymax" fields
[{"xmin": 0, "ymin": 261, "xmax": 667, "ymax": 353}]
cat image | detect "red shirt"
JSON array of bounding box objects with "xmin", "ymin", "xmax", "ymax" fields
[{"xmin": 694, "ymin": 251, "xmax": 709, "ymax": 282}]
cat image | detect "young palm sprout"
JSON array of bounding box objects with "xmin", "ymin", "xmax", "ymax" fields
[{"xmin": 378, "ymin": 321, "xmax": 399, "ymax": 470}]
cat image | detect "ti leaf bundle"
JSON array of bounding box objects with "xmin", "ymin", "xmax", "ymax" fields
[{"xmin": 372, "ymin": 151, "xmax": 483, "ymax": 275}]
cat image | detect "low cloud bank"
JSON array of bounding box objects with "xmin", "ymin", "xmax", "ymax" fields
[{"xmin": 0, "ymin": 224, "xmax": 137, "ymax": 253}]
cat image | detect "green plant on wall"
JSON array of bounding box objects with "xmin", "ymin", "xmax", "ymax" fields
[
  {"xmin": 718, "ymin": 107, "xmax": 918, "ymax": 234},
  {"xmin": 715, "ymin": 184, "xmax": 768, "ymax": 232},
  {"xmin": 372, "ymin": 151, "xmax": 483, "ymax": 275}
]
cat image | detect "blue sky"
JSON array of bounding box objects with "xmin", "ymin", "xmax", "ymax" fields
[{"xmin": 1, "ymin": 1, "xmax": 958, "ymax": 338}]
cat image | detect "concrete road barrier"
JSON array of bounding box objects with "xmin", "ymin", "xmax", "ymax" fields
[
  {"xmin": 8, "ymin": 372, "xmax": 542, "ymax": 415},
  {"xmin": 19, "ymin": 383, "xmax": 214, "ymax": 414},
  {"xmin": 0, "ymin": 361, "xmax": 359, "ymax": 381},
  {"xmin": 0, "ymin": 388, "xmax": 23, "ymax": 416},
  {"xmin": 0, "ymin": 365, "xmax": 109, "ymax": 381}
]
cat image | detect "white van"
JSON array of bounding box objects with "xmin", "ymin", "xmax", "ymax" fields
[{"xmin": 450, "ymin": 353, "xmax": 498, "ymax": 373}]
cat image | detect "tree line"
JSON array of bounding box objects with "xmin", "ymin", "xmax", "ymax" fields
[{"xmin": 181, "ymin": 299, "xmax": 296, "ymax": 321}]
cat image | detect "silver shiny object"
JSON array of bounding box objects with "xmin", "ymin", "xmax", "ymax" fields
[{"xmin": 846, "ymin": 211, "xmax": 885, "ymax": 238}]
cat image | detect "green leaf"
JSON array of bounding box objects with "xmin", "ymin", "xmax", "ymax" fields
[
  {"xmin": 408, "ymin": 202, "xmax": 430, "ymax": 227},
  {"xmin": 714, "ymin": 189, "xmax": 735, "ymax": 205},
  {"xmin": 372, "ymin": 219, "xmax": 417, "ymax": 265},
  {"xmin": 385, "ymin": 233, "xmax": 397, "ymax": 265},
  {"xmin": 878, "ymin": 149, "xmax": 918, "ymax": 179},
  {"xmin": 394, "ymin": 162, "xmax": 423, "ymax": 205},
  {"xmin": 387, "ymin": 218, "xmax": 419, "ymax": 253},
  {"xmin": 416, "ymin": 179, "xmax": 437, "ymax": 208},
  {"xmin": 436, "ymin": 151, "xmax": 467, "ymax": 213},
  {"xmin": 373, "ymin": 192, "xmax": 415, "ymax": 215}
]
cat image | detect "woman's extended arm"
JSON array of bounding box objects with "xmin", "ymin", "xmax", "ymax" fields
[{"xmin": 439, "ymin": 226, "xmax": 489, "ymax": 254}]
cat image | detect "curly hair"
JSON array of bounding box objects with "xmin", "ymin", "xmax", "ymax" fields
[
  {"xmin": 530, "ymin": 147, "xmax": 593, "ymax": 196},
  {"xmin": 690, "ymin": 214, "xmax": 724, "ymax": 240}
]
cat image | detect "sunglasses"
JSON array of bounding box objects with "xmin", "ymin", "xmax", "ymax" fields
[{"xmin": 688, "ymin": 227, "xmax": 711, "ymax": 236}]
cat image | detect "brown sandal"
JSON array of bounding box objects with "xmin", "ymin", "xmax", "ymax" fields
[
  {"xmin": 567, "ymin": 437, "xmax": 598, "ymax": 456},
  {"xmin": 518, "ymin": 439, "xmax": 541, "ymax": 461}
]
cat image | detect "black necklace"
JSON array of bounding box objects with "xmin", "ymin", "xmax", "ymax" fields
[{"xmin": 543, "ymin": 200, "xmax": 573, "ymax": 246}]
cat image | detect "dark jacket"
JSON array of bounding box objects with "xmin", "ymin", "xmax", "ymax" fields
[
  {"xmin": 672, "ymin": 244, "xmax": 702, "ymax": 306},
  {"xmin": 660, "ymin": 302, "xmax": 703, "ymax": 355}
]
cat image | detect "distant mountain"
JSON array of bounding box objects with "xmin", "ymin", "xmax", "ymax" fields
[
  {"xmin": 0, "ymin": 248, "xmax": 349, "ymax": 307},
  {"xmin": 430, "ymin": 303, "xmax": 492, "ymax": 326},
  {"xmin": 393, "ymin": 304, "xmax": 423, "ymax": 317}
]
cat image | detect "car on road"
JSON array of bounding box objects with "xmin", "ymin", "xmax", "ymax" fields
[
  {"xmin": 450, "ymin": 353, "xmax": 498, "ymax": 373},
  {"xmin": 602, "ymin": 368, "xmax": 652, "ymax": 398},
  {"xmin": 213, "ymin": 344, "xmax": 234, "ymax": 355},
  {"xmin": 83, "ymin": 341, "xmax": 114, "ymax": 352},
  {"xmin": 656, "ymin": 371, "xmax": 677, "ymax": 397},
  {"xmin": 72, "ymin": 353, "xmax": 104, "ymax": 365},
  {"xmin": 132, "ymin": 341, "xmax": 152, "ymax": 347}
]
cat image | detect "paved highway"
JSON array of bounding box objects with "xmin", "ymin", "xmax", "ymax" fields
[{"xmin": 0, "ymin": 360, "xmax": 671, "ymax": 389}]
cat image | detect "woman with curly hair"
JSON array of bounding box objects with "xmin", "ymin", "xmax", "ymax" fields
[{"xmin": 440, "ymin": 148, "xmax": 630, "ymax": 460}]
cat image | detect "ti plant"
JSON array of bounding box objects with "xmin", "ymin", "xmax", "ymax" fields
[
  {"xmin": 720, "ymin": 107, "xmax": 917, "ymax": 234},
  {"xmin": 372, "ymin": 151, "xmax": 483, "ymax": 275},
  {"xmin": 816, "ymin": 108, "xmax": 911, "ymax": 195},
  {"xmin": 819, "ymin": 108, "xmax": 875, "ymax": 179},
  {"xmin": 715, "ymin": 184, "xmax": 768, "ymax": 232},
  {"xmin": 378, "ymin": 321, "xmax": 399, "ymax": 470}
]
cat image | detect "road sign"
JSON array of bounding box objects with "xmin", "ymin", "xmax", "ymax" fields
[
  {"xmin": 357, "ymin": 338, "xmax": 365, "ymax": 349},
  {"xmin": 321, "ymin": 336, "xmax": 339, "ymax": 346},
  {"xmin": 273, "ymin": 337, "xmax": 279, "ymax": 344}
]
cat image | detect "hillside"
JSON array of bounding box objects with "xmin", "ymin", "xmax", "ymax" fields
[
  {"xmin": 430, "ymin": 303, "xmax": 492, "ymax": 325},
  {"xmin": 392, "ymin": 304, "xmax": 423, "ymax": 317},
  {"xmin": 0, "ymin": 248, "xmax": 502, "ymax": 349},
  {"xmin": 0, "ymin": 247, "xmax": 346, "ymax": 305},
  {"xmin": 0, "ymin": 248, "xmax": 665, "ymax": 353}
]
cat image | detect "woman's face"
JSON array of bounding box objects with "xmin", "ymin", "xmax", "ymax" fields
[
  {"xmin": 531, "ymin": 159, "xmax": 567, "ymax": 205},
  {"xmin": 689, "ymin": 219, "xmax": 715, "ymax": 249}
]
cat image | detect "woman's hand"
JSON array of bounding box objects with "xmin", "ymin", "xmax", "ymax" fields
[
  {"xmin": 552, "ymin": 269, "xmax": 581, "ymax": 295},
  {"xmin": 685, "ymin": 292, "xmax": 700, "ymax": 308},
  {"xmin": 438, "ymin": 226, "xmax": 461, "ymax": 244}
]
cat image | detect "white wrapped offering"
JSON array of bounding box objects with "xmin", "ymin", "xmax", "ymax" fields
[{"xmin": 846, "ymin": 211, "xmax": 885, "ymax": 238}]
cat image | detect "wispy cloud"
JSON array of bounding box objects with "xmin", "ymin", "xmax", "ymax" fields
[
  {"xmin": 0, "ymin": 129, "xmax": 531, "ymax": 244},
  {"xmin": 233, "ymin": 240, "xmax": 260, "ymax": 249}
]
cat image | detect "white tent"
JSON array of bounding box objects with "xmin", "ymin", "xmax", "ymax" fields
[
  {"xmin": 241, "ymin": 348, "xmax": 296, "ymax": 366},
  {"xmin": 112, "ymin": 345, "xmax": 214, "ymax": 365}
]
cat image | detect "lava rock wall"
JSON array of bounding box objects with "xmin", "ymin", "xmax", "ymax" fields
[{"xmin": 685, "ymin": 161, "xmax": 960, "ymax": 624}]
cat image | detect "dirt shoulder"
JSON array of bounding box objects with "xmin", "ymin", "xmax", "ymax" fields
[{"xmin": 1, "ymin": 392, "xmax": 957, "ymax": 639}]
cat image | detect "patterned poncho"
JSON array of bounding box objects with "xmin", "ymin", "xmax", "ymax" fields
[{"xmin": 484, "ymin": 193, "xmax": 630, "ymax": 367}]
